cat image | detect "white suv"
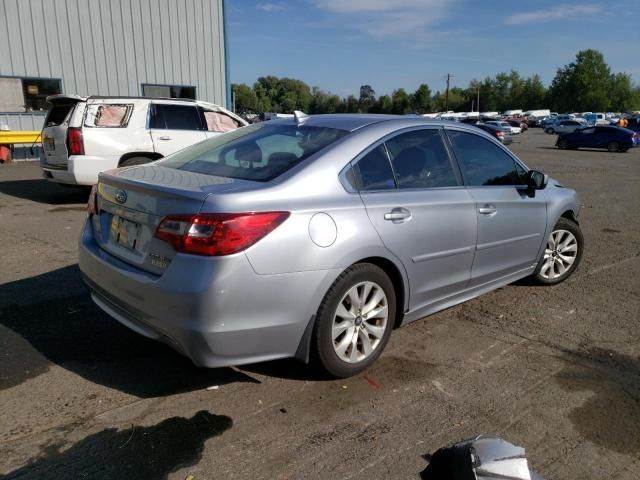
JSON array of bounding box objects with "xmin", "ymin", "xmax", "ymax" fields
[{"xmin": 40, "ymin": 95, "xmax": 248, "ymax": 186}]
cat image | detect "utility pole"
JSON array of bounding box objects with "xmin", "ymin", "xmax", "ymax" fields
[
  {"xmin": 477, "ymin": 88, "xmax": 480, "ymax": 114},
  {"xmin": 444, "ymin": 73, "xmax": 454, "ymax": 112}
]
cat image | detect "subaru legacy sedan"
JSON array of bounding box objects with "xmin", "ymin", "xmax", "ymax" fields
[{"xmin": 79, "ymin": 114, "xmax": 583, "ymax": 378}]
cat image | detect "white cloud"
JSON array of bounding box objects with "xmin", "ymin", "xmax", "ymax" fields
[
  {"xmin": 310, "ymin": 0, "xmax": 455, "ymax": 38},
  {"xmin": 257, "ymin": 3, "xmax": 287, "ymax": 13},
  {"xmin": 505, "ymin": 4, "xmax": 601, "ymax": 25}
]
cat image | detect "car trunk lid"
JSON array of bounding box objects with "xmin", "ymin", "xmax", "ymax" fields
[{"xmin": 92, "ymin": 165, "xmax": 254, "ymax": 275}]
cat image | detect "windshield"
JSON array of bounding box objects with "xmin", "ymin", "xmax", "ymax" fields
[{"xmin": 158, "ymin": 123, "xmax": 349, "ymax": 181}]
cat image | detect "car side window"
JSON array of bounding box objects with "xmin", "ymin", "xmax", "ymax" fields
[
  {"xmin": 446, "ymin": 130, "xmax": 526, "ymax": 186},
  {"xmin": 200, "ymin": 108, "xmax": 241, "ymax": 132},
  {"xmin": 84, "ymin": 104, "xmax": 133, "ymax": 128},
  {"xmin": 581, "ymin": 127, "xmax": 596, "ymax": 134},
  {"xmin": 385, "ymin": 129, "xmax": 458, "ymax": 189},
  {"xmin": 354, "ymin": 145, "xmax": 396, "ymax": 191},
  {"xmin": 150, "ymin": 104, "xmax": 203, "ymax": 130}
]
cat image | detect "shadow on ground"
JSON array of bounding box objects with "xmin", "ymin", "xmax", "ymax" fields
[
  {"xmin": 0, "ymin": 265, "xmax": 259, "ymax": 397},
  {"xmin": 0, "ymin": 179, "xmax": 89, "ymax": 205},
  {"xmin": 556, "ymin": 347, "xmax": 640, "ymax": 456},
  {"xmin": 1, "ymin": 410, "xmax": 232, "ymax": 480}
]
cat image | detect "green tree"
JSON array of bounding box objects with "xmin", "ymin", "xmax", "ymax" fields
[
  {"xmin": 370, "ymin": 94, "xmax": 392, "ymax": 113},
  {"xmin": 344, "ymin": 95, "xmax": 359, "ymax": 113},
  {"xmin": 521, "ymin": 75, "xmax": 547, "ymax": 110},
  {"xmin": 432, "ymin": 88, "xmax": 468, "ymax": 112},
  {"xmin": 548, "ymin": 49, "xmax": 611, "ymax": 112},
  {"xmin": 391, "ymin": 88, "xmax": 411, "ymax": 114},
  {"xmin": 358, "ymin": 85, "xmax": 376, "ymax": 112},
  {"xmin": 410, "ymin": 84, "xmax": 432, "ymax": 113},
  {"xmin": 232, "ymin": 83, "xmax": 259, "ymax": 114},
  {"xmin": 609, "ymin": 73, "xmax": 639, "ymax": 112}
]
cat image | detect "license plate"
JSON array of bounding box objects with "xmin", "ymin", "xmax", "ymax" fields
[
  {"xmin": 44, "ymin": 137, "xmax": 55, "ymax": 151},
  {"xmin": 112, "ymin": 216, "xmax": 141, "ymax": 250}
]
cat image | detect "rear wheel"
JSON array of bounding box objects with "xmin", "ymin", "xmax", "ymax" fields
[
  {"xmin": 119, "ymin": 156, "xmax": 154, "ymax": 167},
  {"xmin": 557, "ymin": 138, "xmax": 569, "ymax": 150},
  {"xmin": 532, "ymin": 217, "xmax": 583, "ymax": 285},
  {"xmin": 545, "ymin": 128, "xmax": 554, "ymax": 134},
  {"xmin": 607, "ymin": 141, "xmax": 620, "ymax": 152},
  {"xmin": 311, "ymin": 263, "xmax": 396, "ymax": 378}
]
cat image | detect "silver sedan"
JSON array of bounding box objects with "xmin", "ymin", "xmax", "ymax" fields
[{"xmin": 79, "ymin": 114, "xmax": 583, "ymax": 378}]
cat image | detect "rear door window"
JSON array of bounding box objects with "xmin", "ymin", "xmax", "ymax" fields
[
  {"xmin": 385, "ymin": 129, "xmax": 458, "ymax": 189},
  {"xmin": 150, "ymin": 104, "xmax": 203, "ymax": 130},
  {"xmin": 200, "ymin": 109, "xmax": 241, "ymax": 132},
  {"xmin": 446, "ymin": 130, "xmax": 525, "ymax": 186}
]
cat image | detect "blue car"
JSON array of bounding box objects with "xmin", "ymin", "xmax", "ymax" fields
[{"xmin": 556, "ymin": 126, "xmax": 640, "ymax": 152}]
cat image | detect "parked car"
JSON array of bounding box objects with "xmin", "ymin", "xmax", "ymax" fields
[
  {"xmin": 474, "ymin": 123, "xmax": 513, "ymax": 145},
  {"xmin": 583, "ymin": 113, "xmax": 609, "ymax": 126},
  {"xmin": 486, "ymin": 120, "xmax": 521, "ymax": 135},
  {"xmin": 79, "ymin": 114, "xmax": 583, "ymax": 378},
  {"xmin": 545, "ymin": 120, "xmax": 586, "ymax": 134},
  {"xmin": 506, "ymin": 119, "xmax": 528, "ymax": 132},
  {"xmin": 40, "ymin": 95, "xmax": 248, "ymax": 186},
  {"xmin": 556, "ymin": 126, "xmax": 640, "ymax": 152}
]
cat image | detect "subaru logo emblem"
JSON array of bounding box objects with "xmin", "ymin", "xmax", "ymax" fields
[{"xmin": 114, "ymin": 189, "xmax": 127, "ymax": 205}]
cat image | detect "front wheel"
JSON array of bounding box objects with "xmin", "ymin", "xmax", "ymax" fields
[
  {"xmin": 532, "ymin": 217, "xmax": 583, "ymax": 285},
  {"xmin": 311, "ymin": 263, "xmax": 396, "ymax": 378},
  {"xmin": 557, "ymin": 138, "xmax": 569, "ymax": 149},
  {"xmin": 545, "ymin": 128, "xmax": 554, "ymax": 134},
  {"xmin": 607, "ymin": 141, "xmax": 620, "ymax": 152}
]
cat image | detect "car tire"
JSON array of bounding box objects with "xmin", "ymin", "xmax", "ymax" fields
[
  {"xmin": 557, "ymin": 139, "xmax": 569, "ymax": 149},
  {"xmin": 311, "ymin": 263, "xmax": 396, "ymax": 378},
  {"xmin": 119, "ymin": 156, "xmax": 154, "ymax": 167},
  {"xmin": 545, "ymin": 128, "xmax": 554, "ymax": 134},
  {"xmin": 607, "ymin": 141, "xmax": 620, "ymax": 152},
  {"xmin": 532, "ymin": 217, "xmax": 583, "ymax": 285}
]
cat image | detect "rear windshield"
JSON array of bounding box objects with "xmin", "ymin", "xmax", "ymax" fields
[
  {"xmin": 45, "ymin": 104, "xmax": 76, "ymax": 126},
  {"xmin": 158, "ymin": 123, "xmax": 350, "ymax": 181}
]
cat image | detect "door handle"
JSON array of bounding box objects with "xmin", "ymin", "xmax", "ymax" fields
[
  {"xmin": 478, "ymin": 204, "xmax": 497, "ymax": 215},
  {"xmin": 384, "ymin": 208, "xmax": 411, "ymax": 222},
  {"xmin": 158, "ymin": 135, "xmax": 171, "ymax": 140}
]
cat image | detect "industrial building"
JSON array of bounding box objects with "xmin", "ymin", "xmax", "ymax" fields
[{"xmin": 0, "ymin": 0, "xmax": 230, "ymax": 136}]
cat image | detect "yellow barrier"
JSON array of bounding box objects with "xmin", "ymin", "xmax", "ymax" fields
[{"xmin": 0, "ymin": 131, "xmax": 42, "ymax": 145}]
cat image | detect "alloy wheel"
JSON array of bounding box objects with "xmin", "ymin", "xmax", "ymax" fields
[
  {"xmin": 331, "ymin": 281, "xmax": 388, "ymax": 363},
  {"xmin": 539, "ymin": 229, "xmax": 578, "ymax": 280}
]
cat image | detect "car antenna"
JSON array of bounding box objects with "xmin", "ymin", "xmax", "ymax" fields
[{"xmin": 294, "ymin": 110, "xmax": 309, "ymax": 125}]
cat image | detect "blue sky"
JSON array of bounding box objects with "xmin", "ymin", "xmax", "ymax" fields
[{"xmin": 227, "ymin": 0, "xmax": 640, "ymax": 97}]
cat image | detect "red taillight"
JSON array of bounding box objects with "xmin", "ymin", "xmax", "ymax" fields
[
  {"xmin": 67, "ymin": 127, "xmax": 84, "ymax": 155},
  {"xmin": 154, "ymin": 212, "xmax": 290, "ymax": 256},
  {"xmin": 496, "ymin": 131, "xmax": 504, "ymax": 137},
  {"xmin": 87, "ymin": 184, "xmax": 98, "ymax": 215}
]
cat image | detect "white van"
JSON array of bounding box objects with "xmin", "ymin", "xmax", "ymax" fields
[{"xmin": 40, "ymin": 95, "xmax": 248, "ymax": 186}]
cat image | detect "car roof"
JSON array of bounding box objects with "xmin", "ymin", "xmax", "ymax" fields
[{"xmin": 265, "ymin": 114, "xmax": 404, "ymax": 132}]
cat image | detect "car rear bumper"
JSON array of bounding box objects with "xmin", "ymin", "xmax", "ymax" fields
[
  {"xmin": 41, "ymin": 155, "xmax": 117, "ymax": 185},
  {"xmin": 78, "ymin": 218, "xmax": 339, "ymax": 367}
]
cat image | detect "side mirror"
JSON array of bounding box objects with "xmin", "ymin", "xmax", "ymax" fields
[
  {"xmin": 528, "ymin": 170, "xmax": 547, "ymax": 189},
  {"xmin": 526, "ymin": 170, "xmax": 548, "ymax": 197}
]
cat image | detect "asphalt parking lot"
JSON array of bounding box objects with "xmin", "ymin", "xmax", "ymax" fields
[{"xmin": 1, "ymin": 130, "xmax": 639, "ymax": 479}]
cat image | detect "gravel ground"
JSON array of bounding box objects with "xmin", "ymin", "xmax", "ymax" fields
[{"xmin": 1, "ymin": 130, "xmax": 639, "ymax": 479}]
